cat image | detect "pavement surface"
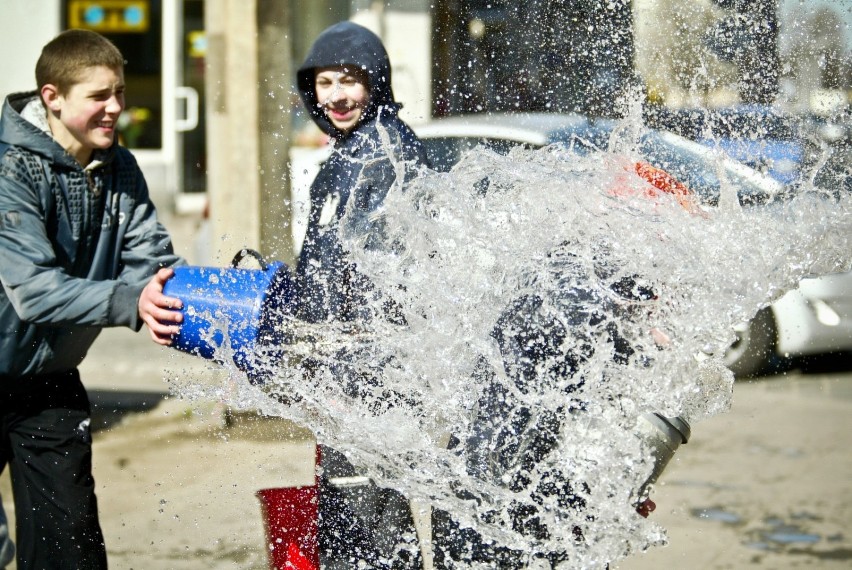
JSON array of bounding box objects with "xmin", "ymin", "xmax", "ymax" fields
[
  {"xmin": 3, "ymin": 319, "xmax": 850, "ymax": 569},
  {"xmin": 617, "ymin": 368, "xmax": 852, "ymax": 570}
]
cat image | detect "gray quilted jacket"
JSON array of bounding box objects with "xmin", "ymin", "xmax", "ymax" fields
[{"xmin": 0, "ymin": 92, "xmax": 183, "ymax": 377}]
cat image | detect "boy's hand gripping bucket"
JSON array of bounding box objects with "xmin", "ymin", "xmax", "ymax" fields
[{"xmin": 162, "ymin": 249, "xmax": 294, "ymax": 380}]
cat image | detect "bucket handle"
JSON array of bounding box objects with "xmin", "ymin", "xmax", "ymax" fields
[{"xmin": 231, "ymin": 248, "xmax": 268, "ymax": 270}]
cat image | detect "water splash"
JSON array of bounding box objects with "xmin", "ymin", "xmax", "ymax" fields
[{"xmin": 176, "ymin": 124, "xmax": 851, "ymax": 568}]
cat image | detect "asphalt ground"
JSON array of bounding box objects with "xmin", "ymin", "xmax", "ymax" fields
[{"xmin": 2, "ymin": 321, "xmax": 849, "ymax": 569}]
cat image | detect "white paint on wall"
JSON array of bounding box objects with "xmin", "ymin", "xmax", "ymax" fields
[{"xmin": 0, "ymin": 0, "xmax": 61, "ymax": 98}]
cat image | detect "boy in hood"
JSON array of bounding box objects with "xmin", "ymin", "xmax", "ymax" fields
[
  {"xmin": 293, "ymin": 21, "xmax": 430, "ymax": 569},
  {"xmin": 0, "ymin": 29, "xmax": 184, "ymax": 569},
  {"xmin": 294, "ymin": 20, "xmax": 428, "ymax": 324}
]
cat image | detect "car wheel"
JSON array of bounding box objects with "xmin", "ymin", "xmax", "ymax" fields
[{"xmin": 724, "ymin": 307, "xmax": 777, "ymax": 378}]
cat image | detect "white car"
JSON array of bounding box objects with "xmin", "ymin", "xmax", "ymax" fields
[{"xmin": 725, "ymin": 272, "xmax": 852, "ymax": 377}]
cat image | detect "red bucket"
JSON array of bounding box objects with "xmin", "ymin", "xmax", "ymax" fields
[
  {"xmin": 257, "ymin": 485, "xmax": 319, "ymax": 570},
  {"xmin": 257, "ymin": 446, "xmax": 321, "ymax": 570}
]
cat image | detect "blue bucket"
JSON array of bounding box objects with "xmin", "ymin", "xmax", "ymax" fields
[{"xmin": 163, "ymin": 249, "xmax": 294, "ymax": 378}]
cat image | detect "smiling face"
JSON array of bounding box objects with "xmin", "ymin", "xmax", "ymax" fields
[
  {"xmin": 42, "ymin": 65, "xmax": 125, "ymax": 165},
  {"xmin": 314, "ymin": 66, "xmax": 370, "ymax": 135}
]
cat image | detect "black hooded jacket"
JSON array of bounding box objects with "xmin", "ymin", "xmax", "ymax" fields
[{"xmin": 294, "ymin": 22, "xmax": 428, "ymax": 323}]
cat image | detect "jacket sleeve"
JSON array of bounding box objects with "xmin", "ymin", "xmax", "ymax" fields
[
  {"xmin": 110, "ymin": 152, "xmax": 185, "ymax": 329},
  {"xmin": 0, "ymin": 150, "xmax": 182, "ymax": 330},
  {"xmin": 115, "ymin": 156, "xmax": 184, "ymax": 279},
  {"xmin": 0, "ymin": 160, "xmax": 122, "ymax": 327}
]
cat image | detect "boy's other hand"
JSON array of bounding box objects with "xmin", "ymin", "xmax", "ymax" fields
[{"xmin": 139, "ymin": 267, "xmax": 183, "ymax": 345}]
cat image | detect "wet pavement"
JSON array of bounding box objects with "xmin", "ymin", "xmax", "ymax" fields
[
  {"xmin": 1, "ymin": 321, "xmax": 850, "ymax": 569},
  {"xmin": 617, "ymin": 365, "xmax": 852, "ymax": 570},
  {"xmin": 79, "ymin": 329, "xmax": 852, "ymax": 569}
]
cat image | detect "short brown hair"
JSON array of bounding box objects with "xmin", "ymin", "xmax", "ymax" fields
[{"xmin": 35, "ymin": 29, "xmax": 125, "ymax": 93}]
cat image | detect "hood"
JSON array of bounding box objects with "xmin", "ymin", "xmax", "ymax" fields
[
  {"xmin": 0, "ymin": 92, "xmax": 75, "ymax": 168},
  {"xmin": 297, "ymin": 21, "xmax": 400, "ymax": 139}
]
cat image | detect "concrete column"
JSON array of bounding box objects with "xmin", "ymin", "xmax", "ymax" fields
[
  {"xmin": 205, "ymin": 0, "xmax": 294, "ymax": 266},
  {"xmin": 204, "ymin": 0, "xmax": 260, "ymax": 265},
  {"xmin": 257, "ymin": 0, "xmax": 294, "ymax": 265}
]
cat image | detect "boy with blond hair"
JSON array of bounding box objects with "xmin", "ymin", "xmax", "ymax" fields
[{"xmin": 0, "ymin": 29, "xmax": 185, "ymax": 569}]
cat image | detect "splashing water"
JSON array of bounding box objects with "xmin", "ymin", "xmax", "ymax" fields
[{"xmin": 175, "ymin": 124, "xmax": 851, "ymax": 568}]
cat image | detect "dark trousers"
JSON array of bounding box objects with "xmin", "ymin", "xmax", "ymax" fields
[
  {"xmin": 0, "ymin": 370, "xmax": 107, "ymax": 570},
  {"xmin": 317, "ymin": 445, "xmax": 422, "ymax": 569}
]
